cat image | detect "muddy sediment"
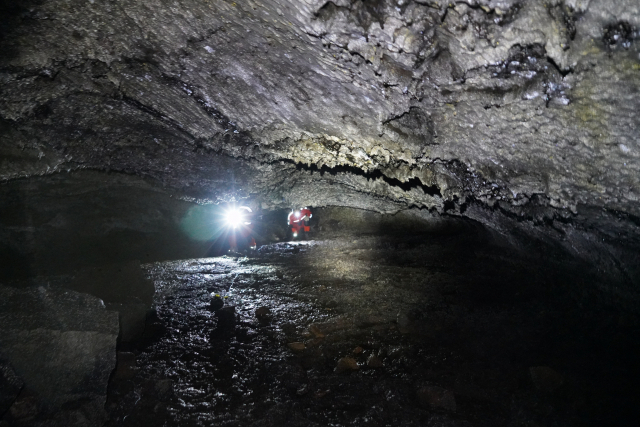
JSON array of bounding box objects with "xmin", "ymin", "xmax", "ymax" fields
[{"xmin": 106, "ymin": 225, "xmax": 639, "ymax": 427}]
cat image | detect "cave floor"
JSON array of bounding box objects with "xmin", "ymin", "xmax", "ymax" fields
[{"xmin": 106, "ymin": 228, "xmax": 639, "ymax": 427}]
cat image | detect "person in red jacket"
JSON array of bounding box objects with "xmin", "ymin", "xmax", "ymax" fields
[{"xmin": 288, "ymin": 207, "xmax": 312, "ymax": 238}]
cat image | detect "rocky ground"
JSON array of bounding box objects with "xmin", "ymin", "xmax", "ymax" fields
[{"xmin": 105, "ymin": 222, "xmax": 640, "ymax": 427}]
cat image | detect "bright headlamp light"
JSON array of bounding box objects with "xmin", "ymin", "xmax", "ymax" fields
[{"xmin": 224, "ymin": 206, "xmax": 252, "ymax": 229}]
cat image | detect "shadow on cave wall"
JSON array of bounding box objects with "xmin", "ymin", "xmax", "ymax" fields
[{"xmin": 0, "ymin": 171, "xmax": 218, "ymax": 281}]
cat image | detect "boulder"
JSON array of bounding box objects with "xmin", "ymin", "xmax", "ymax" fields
[
  {"xmin": 68, "ymin": 261, "xmax": 154, "ymax": 344},
  {"xmin": 0, "ymin": 285, "xmax": 118, "ymax": 425}
]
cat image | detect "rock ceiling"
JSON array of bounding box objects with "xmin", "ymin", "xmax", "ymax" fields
[{"xmin": 1, "ymin": 0, "xmax": 639, "ymax": 226}]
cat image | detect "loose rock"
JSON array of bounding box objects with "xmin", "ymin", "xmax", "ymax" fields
[
  {"xmin": 335, "ymin": 357, "xmax": 359, "ymax": 373},
  {"xmin": 309, "ymin": 324, "xmax": 326, "ymax": 338},
  {"xmin": 287, "ymin": 342, "xmax": 306, "ymax": 352},
  {"xmin": 214, "ymin": 306, "xmax": 236, "ymax": 334},
  {"xmin": 209, "ymin": 295, "xmax": 224, "ymax": 311}
]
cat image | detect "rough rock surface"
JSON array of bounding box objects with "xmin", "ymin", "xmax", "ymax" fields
[
  {"xmin": 0, "ymin": 0, "xmax": 638, "ymax": 233},
  {"xmin": 0, "ymin": 285, "xmax": 119, "ymax": 426}
]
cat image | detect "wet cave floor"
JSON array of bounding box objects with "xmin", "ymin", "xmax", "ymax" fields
[{"xmin": 106, "ymin": 224, "xmax": 639, "ymax": 427}]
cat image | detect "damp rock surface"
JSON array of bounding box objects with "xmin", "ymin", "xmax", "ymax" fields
[
  {"xmin": 0, "ymin": 0, "xmax": 639, "ymax": 234},
  {"xmin": 0, "ymin": 285, "xmax": 119, "ymax": 426},
  {"xmin": 106, "ymin": 226, "xmax": 640, "ymax": 426}
]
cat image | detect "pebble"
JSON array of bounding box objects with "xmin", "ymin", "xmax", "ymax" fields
[
  {"xmin": 287, "ymin": 342, "xmax": 306, "ymax": 352},
  {"xmin": 309, "ymin": 324, "xmax": 325, "ymax": 338},
  {"xmin": 335, "ymin": 357, "xmax": 359, "ymax": 373},
  {"xmin": 353, "ymin": 346, "xmax": 363, "ymax": 354}
]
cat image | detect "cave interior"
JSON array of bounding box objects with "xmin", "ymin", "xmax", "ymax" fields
[{"xmin": 1, "ymin": 1, "xmax": 639, "ymax": 426}]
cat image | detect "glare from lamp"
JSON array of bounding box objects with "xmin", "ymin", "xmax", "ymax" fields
[
  {"xmin": 224, "ymin": 206, "xmax": 252, "ymax": 228},
  {"xmin": 224, "ymin": 208, "xmax": 244, "ymax": 229}
]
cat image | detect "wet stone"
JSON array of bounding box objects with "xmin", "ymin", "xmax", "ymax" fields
[
  {"xmin": 214, "ymin": 306, "xmax": 236, "ymax": 334},
  {"xmin": 288, "ymin": 342, "xmax": 306, "ymax": 352},
  {"xmin": 309, "ymin": 324, "xmax": 326, "ymax": 338},
  {"xmin": 335, "ymin": 357, "xmax": 359, "ymax": 373},
  {"xmin": 209, "ymin": 295, "xmax": 224, "ymax": 311},
  {"xmin": 104, "ymin": 232, "xmax": 640, "ymax": 426}
]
